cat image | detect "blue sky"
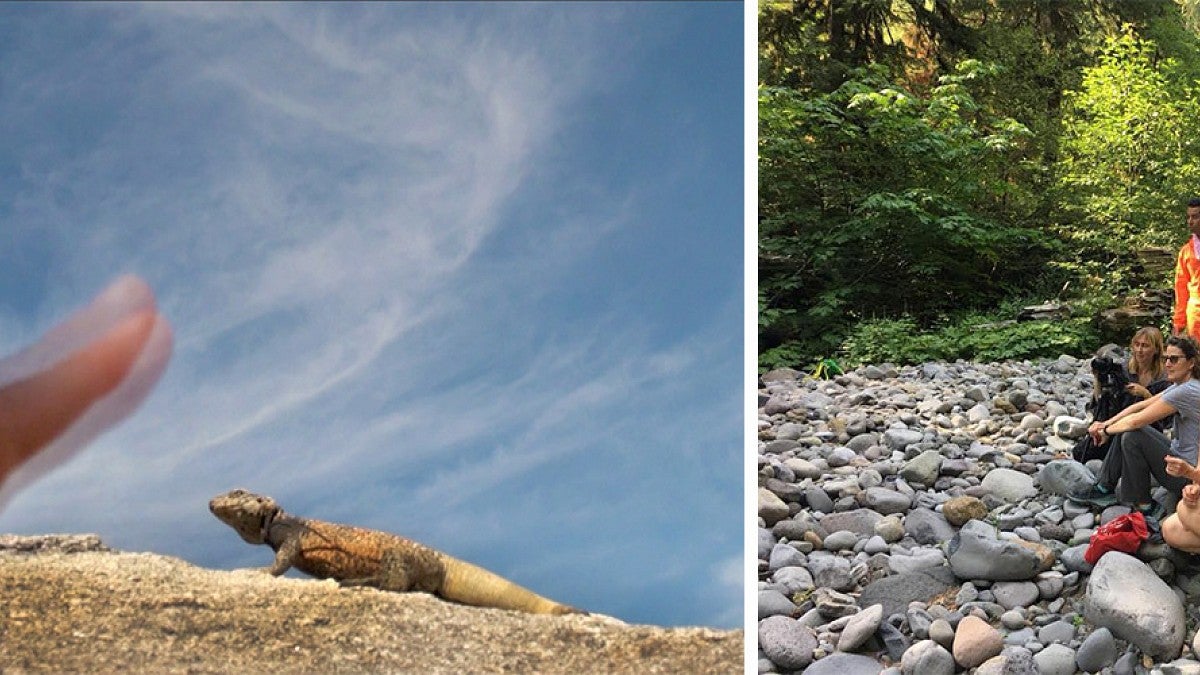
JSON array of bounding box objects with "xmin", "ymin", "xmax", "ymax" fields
[{"xmin": 0, "ymin": 3, "xmax": 743, "ymax": 628}]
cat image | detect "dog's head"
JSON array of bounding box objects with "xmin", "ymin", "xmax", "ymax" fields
[{"xmin": 1091, "ymin": 356, "xmax": 1129, "ymax": 394}]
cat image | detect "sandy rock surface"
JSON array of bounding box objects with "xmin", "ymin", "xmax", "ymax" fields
[{"xmin": 0, "ymin": 535, "xmax": 741, "ymax": 673}]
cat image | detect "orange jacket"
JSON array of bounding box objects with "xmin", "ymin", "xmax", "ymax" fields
[{"xmin": 1175, "ymin": 237, "xmax": 1200, "ymax": 340}]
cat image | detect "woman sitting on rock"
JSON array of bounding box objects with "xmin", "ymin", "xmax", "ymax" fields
[
  {"xmin": 1125, "ymin": 326, "xmax": 1169, "ymax": 400},
  {"xmin": 1070, "ymin": 335, "xmax": 1200, "ymax": 519}
]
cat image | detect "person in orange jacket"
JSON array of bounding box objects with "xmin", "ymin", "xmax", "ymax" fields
[{"xmin": 1174, "ymin": 197, "xmax": 1200, "ymax": 342}]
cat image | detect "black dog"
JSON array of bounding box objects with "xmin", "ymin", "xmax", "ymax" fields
[{"xmin": 1073, "ymin": 356, "xmax": 1139, "ymax": 463}]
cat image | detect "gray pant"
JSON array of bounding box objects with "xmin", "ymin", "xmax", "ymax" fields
[{"xmin": 1099, "ymin": 426, "xmax": 1189, "ymax": 503}]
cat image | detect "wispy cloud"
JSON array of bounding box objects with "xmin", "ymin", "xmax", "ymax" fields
[{"xmin": 0, "ymin": 4, "xmax": 742, "ymax": 627}]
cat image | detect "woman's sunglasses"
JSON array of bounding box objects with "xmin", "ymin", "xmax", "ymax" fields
[{"xmin": 1165, "ymin": 354, "xmax": 1189, "ymax": 364}]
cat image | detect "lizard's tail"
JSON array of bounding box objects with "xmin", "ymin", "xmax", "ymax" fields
[{"xmin": 439, "ymin": 556, "xmax": 585, "ymax": 615}]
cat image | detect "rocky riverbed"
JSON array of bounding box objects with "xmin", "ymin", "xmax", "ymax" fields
[
  {"xmin": 757, "ymin": 356, "xmax": 1200, "ymax": 674},
  {"xmin": 0, "ymin": 535, "xmax": 741, "ymax": 673}
]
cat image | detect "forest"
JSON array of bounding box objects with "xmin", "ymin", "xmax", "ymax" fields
[{"xmin": 759, "ymin": 0, "xmax": 1200, "ymax": 372}]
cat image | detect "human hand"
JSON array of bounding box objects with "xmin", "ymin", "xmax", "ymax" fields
[
  {"xmin": 1184, "ymin": 483, "xmax": 1200, "ymax": 506},
  {"xmin": 1087, "ymin": 421, "xmax": 1107, "ymax": 445},
  {"xmin": 1126, "ymin": 383, "xmax": 1150, "ymax": 399},
  {"xmin": 0, "ymin": 276, "xmax": 172, "ymax": 509},
  {"xmin": 1166, "ymin": 455, "xmax": 1194, "ymax": 479}
]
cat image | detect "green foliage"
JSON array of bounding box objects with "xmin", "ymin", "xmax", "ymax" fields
[
  {"xmin": 1055, "ymin": 30, "xmax": 1200, "ymax": 251},
  {"xmin": 838, "ymin": 312, "xmax": 1100, "ymax": 367},
  {"xmin": 759, "ymin": 61, "xmax": 1054, "ymax": 365}
]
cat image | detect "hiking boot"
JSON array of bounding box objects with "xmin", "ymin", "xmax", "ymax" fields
[
  {"xmin": 1139, "ymin": 501, "xmax": 1166, "ymax": 522},
  {"xmin": 1069, "ymin": 484, "xmax": 1119, "ymax": 508}
]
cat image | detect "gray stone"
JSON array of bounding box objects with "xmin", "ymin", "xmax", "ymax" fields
[
  {"xmin": 820, "ymin": 509, "xmax": 884, "ymax": 537},
  {"xmin": 905, "ymin": 508, "xmax": 957, "ymax": 545},
  {"xmin": 886, "ymin": 429, "xmax": 925, "ymax": 452},
  {"xmin": 846, "ymin": 433, "xmax": 879, "ymax": 454},
  {"xmin": 999, "ymin": 610, "xmax": 1026, "ymax": 630},
  {"xmin": 858, "ymin": 567, "xmax": 957, "ymax": 619},
  {"xmin": 838, "ymin": 604, "xmax": 883, "ymax": 652},
  {"xmin": 803, "ymin": 652, "xmax": 887, "ymax": 675},
  {"xmin": 864, "ymin": 535, "xmax": 890, "ymax": 554},
  {"xmin": 1084, "ymin": 551, "xmax": 1186, "ymax": 659},
  {"xmin": 991, "ymin": 581, "xmax": 1040, "ymax": 610},
  {"xmin": 981, "ymin": 468, "xmax": 1037, "ymax": 503},
  {"xmin": 806, "ymin": 488, "xmax": 835, "ymax": 514},
  {"xmin": 771, "ymin": 566, "xmax": 814, "ymax": 595},
  {"xmin": 928, "ymin": 619, "xmax": 955, "ymax": 650},
  {"xmin": 768, "ymin": 543, "xmax": 806, "ymax": 571},
  {"xmin": 758, "ymin": 589, "xmax": 797, "ymax": 619},
  {"xmin": 807, "ymin": 553, "xmax": 854, "ymax": 592},
  {"xmin": 1037, "ymin": 460, "xmax": 1096, "ymax": 497},
  {"xmin": 759, "ymin": 615, "xmax": 817, "ymax": 671},
  {"xmin": 1036, "ymin": 620, "xmax": 1075, "ymax": 645},
  {"xmin": 1033, "ymin": 643, "xmax": 1077, "ymax": 675},
  {"xmin": 828, "ymin": 446, "xmax": 857, "ymax": 467},
  {"xmin": 823, "ymin": 530, "xmax": 859, "ymax": 552},
  {"xmin": 900, "ymin": 450, "xmax": 943, "ymax": 485},
  {"xmin": 907, "ymin": 607, "xmax": 933, "ymax": 639},
  {"xmin": 863, "ymin": 487, "xmax": 911, "ymax": 515},
  {"xmin": 947, "ymin": 520, "xmax": 1043, "ymax": 581},
  {"xmin": 1060, "ymin": 544, "xmax": 1095, "ymax": 573},
  {"xmin": 1075, "ymin": 627, "xmax": 1117, "ymax": 673},
  {"xmin": 887, "ymin": 548, "xmax": 946, "ymax": 575},
  {"xmin": 785, "ymin": 457, "xmax": 823, "ymax": 480},
  {"xmin": 815, "ymin": 587, "xmax": 859, "ymax": 619},
  {"xmin": 900, "ymin": 639, "xmax": 955, "ymax": 675},
  {"xmin": 758, "ymin": 527, "xmax": 777, "ymax": 560}
]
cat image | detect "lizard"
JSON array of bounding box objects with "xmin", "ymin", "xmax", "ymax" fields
[{"xmin": 208, "ymin": 488, "xmax": 584, "ymax": 615}]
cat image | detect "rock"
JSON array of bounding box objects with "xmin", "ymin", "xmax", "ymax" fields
[
  {"xmin": 771, "ymin": 566, "xmax": 814, "ymax": 595},
  {"xmin": 822, "ymin": 530, "xmax": 859, "ymax": 552},
  {"xmin": 905, "ymin": 508, "xmax": 957, "ymax": 545},
  {"xmin": 758, "ymin": 616, "xmax": 817, "ymax": 671},
  {"xmin": 759, "ymin": 488, "xmax": 790, "ymax": 526},
  {"xmin": 815, "ymin": 588, "xmax": 859, "ymax": 619},
  {"xmin": 975, "ymin": 647, "xmax": 1037, "ymax": 675},
  {"xmin": 952, "ymin": 615, "xmax": 1004, "ymax": 669},
  {"xmin": 820, "ymin": 509, "xmax": 884, "ymax": 537},
  {"xmin": 1037, "ymin": 620, "xmax": 1075, "ymax": 645},
  {"xmin": 761, "ymin": 368, "xmax": 802, "ymax": 383},
  {"xmin": 1037, "ymin": 460, "xmax": 1096, "ymax": 497},
  {"xmin": 1061, "ymin": 544, "xmax": 1095, "ymax": 573},
  {"xmin": 885, "ymin": 429, "xmax": 924, "ymax": 452},
  {"xmin": 980, "ymin": 469, "xmax": 1037, "ymax": 503},
  {"xmin": 863, "ymin": 487, "xmax": 911, "ymax": 515},
  {"xmin": 758, "ymin": 590, "xmax": 797, "ymax": 619},
  {"xmin": 863, "ymin": 535, "xmax": 890, "ymax": 554},
  {"xmin": 928, "ymin": 619, "xmax": 955, "ymax": 650},
  {"xmin": 758, "ymin": 527, "xmax": 776, "ymax": 560},
  {"xmin": 805, "ymin": 488, "xmax": 836, "ymax": 514},
  {"xmin": 888, "ymin": 548, "xmax": 946, "ymax": 574},
  {"xmin": 807, "ymin": 553, "xmax": 854, "ymax": 592},
  {"xmin": 901, "ymin": 639, "xmax": 955, "ymax": 675},
  {"xmin": 1084, "ymin": 551, "xmax": 1185, "ymax": 659},
  {"xmin": 1052, "ymin": 415, "xmax": 1090, "ymax": 439},
  {"xmin": 941, "ymin": 496, "xmax": 988, "ymax": 527},
  {"xmin": 858, "ymin": 568, "xmax": 957, "ymax": 619},
  {"xmin": 827, "ymin": 446, "xmax": 857, "ymax": 468},
  {"xmin": 990, "ymin": 581, "xmax": 1040, "ymax": 610},
  {"xmin": 768, "ymin": 543, "xmax": 805, "ymax": 571},
  {"xmin": 875, "ymin": 516, "xmax": 905, "ymax": 543},
  {"xmin": 803, "ymin": 652, "xmax": 887, "ymax": 675},
  {"xmin": 837, "ymin": 604, "xmax": 883, "ymax": 652},
  {"xmin": 967, "ymin": 403, "xmax": 992, "ymax": 422},
  {"xmin": 900, "ymin": 450, "xmax": 943, "ymax": 485},
  {"xmin": 1034, "ymin": 643, "xmax": 1078, "ymax": 675},
  {"xmin": 947, "ymin": 520, "xmax": 1043, "ymax": 581},
  {"xmin": 1076, "ymin": 627, "xmax": 1117, "ymax": 673}
]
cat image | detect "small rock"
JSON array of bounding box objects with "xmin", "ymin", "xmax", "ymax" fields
[
  {"xmin": 837, "ymin": 604, "xmax": 883, "ymax": 652},
  {"xmin": 952, "ymin": 615, "xmax": 1004, "ymax": 669},
  {"xmin": 1076, "ymin": 627, "xmax": 1117, "ymax": 673},
  {"xmin": 758, "ymin": 616, "xmax": 817, "ymax": 671},
  {"xmin": 1034, "ymin": 643, "xmax": 1077, "ymax": 675},
  {"xmin": 900, "ymin": 639, "xmax": 955, "ymax": 675},
  {"xmin": 942, "ymin": 496, "xmax": 988, "ymax": 527}
]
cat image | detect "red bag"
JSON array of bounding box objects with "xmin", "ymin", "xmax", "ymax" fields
[{"xmin": 1084, "ymin": 511, "xmax": 1149, "ymax": 564}]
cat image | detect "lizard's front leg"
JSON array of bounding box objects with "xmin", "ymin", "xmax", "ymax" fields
[{"xmin": 266, "ymin": 537, "xmax": 301, "ymax": 576}]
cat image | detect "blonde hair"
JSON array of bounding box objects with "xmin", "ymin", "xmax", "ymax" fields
[{"xmin": 1127, "ymin": 326, "xmax": 1164, "ymax": 382}]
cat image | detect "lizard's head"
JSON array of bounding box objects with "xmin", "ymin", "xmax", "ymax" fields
[{"xmin": 209, "ymin": 489, "xmax": 280, "ymax": 544}]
